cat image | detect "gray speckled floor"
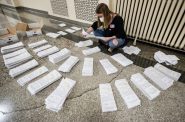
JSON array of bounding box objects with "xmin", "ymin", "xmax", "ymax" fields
[{"xmin": 0, "ymin": 7, "xmax": 185, "ymax": 122}]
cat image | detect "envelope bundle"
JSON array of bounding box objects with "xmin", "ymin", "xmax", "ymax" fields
[
  {"xmin": 111, "ymin": 53, "xmax": 133, "ymax": 67},
  {"xmin": 122, "ymin": 46, "xmax": 141, "ymax": 55},
  {"xmin": 58, "ymin": 56, "xmax": 79, "ymax": 72},
  {"xmin": 17, "ymin": 66, "xmax": 48, "ymax": 86},
  {"xmin": 82, "ymin": 46, "xmax": 101, "ymax": 56},
  {"xmin": 9, "ymin": 59, "xmax": 39, "ymax": 78},
  {"xmin": 65, "ymin": 29, "xmax": 76, "ymax": 33},
  {"xmin": 82, "ymin": 58, "xmax": 93, "ymax": 76},
  {"xmin": 48, "ymin": 48, "xmax": 71, "ymax": 64},
  {"xmin": 75, "ymin": 40, "xmax": 93, "ymax": 47},
  {"xmin": 27, "ymin": 70, "xmax": 62, "ymax": 95},
  {"xmin": 154, "ymin": 51, "xmax": 179, "ymax": 65},
  {"xmin": 46, "ymin": 32, "xmax": 61, "ymax": 38},
  {"xmin": 3, "ymin": 48, "xmax": 27, "ymax": 60},
  {"xmin": 45, "ymin": 78, "xmax": 76, "ymax": 112},
  {"xmin": 57, "ymin": 31, "xmax": 67, "ymax": 36},
  {"xmin": 131, "ymin": 73, "xmax": 160, "ymax": 100},
  {"xmin": 28, "ymin": 39, "xmax": 48, "ymax": 48},
  {"xmin": 58, "ymin": 23, "xmax": 66, "ymax": 27},
  {"xmin": 37, "ymin": 46, "xmax": 59, "ymax": 58},
  {"xmin": 115, "ymin": 79, "xmax": 141, "ymax": 108},
  {"xmin": 99, "ymin": 83, "xmax": 117, "ymax": 112},
  {"xmin": 33, "ymin": 44, "xmax": 52, "ymax": 53},
  {"xmin": 144, "ymin": 66, "xmax": 174, "ymax": 90},
  {"xmin": 1, "ymin": 42, "xmax": 24, "ymax": 54},
  {"xmin": 99, "ymin": 59, "xmax": 118, "ymax": 75},
  {"xmin": 4, "ymin": 51, "xmax": 33, "ymax": 69},
  {"xmin": 70, "ymin": 26, "xmax": 81, "ymax": 31},
  {"xmin": 154, "ymin": 63, "xmax": 181, "ymax": 81}
]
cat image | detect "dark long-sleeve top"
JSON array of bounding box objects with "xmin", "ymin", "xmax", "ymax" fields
[{"xmin": 91, "ymin": 15, "xmax": 127, "ymax": 40}]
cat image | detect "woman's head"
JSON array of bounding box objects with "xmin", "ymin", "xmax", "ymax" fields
[{"xmin": 95, "ymin": 3, "xmax": 113, "ymax": 28}]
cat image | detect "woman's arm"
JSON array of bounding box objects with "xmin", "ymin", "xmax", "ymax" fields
[{"xmin": 102, "ymin": 36, "xmax": 116, "ymax": 42}]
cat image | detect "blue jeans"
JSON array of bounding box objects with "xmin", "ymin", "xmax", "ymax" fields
[{"xmin": 93, "ymin": 29, "xmax": 125, "ymax": 49}]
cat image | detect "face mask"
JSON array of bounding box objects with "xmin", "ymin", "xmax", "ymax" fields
[{"xmin": 99, "ymin": 17, "xmax": 104, "ymax": 22}]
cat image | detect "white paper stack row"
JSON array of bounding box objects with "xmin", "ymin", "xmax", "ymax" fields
[
  {"xmin": 4, "ymin": 51, "xmax": 33, "ymax": 69},
  {"xmin": 131, "ymin": 73, "xmax": 160, "ymax": 100},
  {"xmin": 37, "ymin": 46, "xmax": 59, "ymax": 58},
  {"xmin": 82, "ymin": 58, "xmax": 93, "ymax": 76},
  {"xmin": 154, "ymin": 51, "xmax": 179, "ymax": 65},
  {"xmin": 65, "ymin": 29, "xmax": 76, "ymax": 33},
  {"xmin": 115, "ymin": 79, "xmax": 141, "ymax": 108},
  {"xmin": 122, "ymin": 46, "xmax": 141, "ymax": 55},
  {"xmin": 33, "ymin": 44, "xmax": 52, "ymax": 53},
  {"xmin": 17, "ymin": 66, "xmax": 48, "ymax": 86},
  {"xmin": 9, "ymin": 59, "xmax": 39, "ymax": 78},
  {"xmin": 144, "ymin": 66, "xmax": 174, "ymax": 90},
  {"xmin": 58, "ymin": 56, "xmax": 79, "ymax": 72},
  {"xmin": 70, "ymin": 26, "xmax": 81, "ymax": 31},
  {"xmin": 99, "ymin": 83, "xmax": 117, "ymax": 112},
  {"xmin": 82, "ymin": 46, "xmax": 101, "ymax": 56},
  {"xmin": 45, "ymin": 78, "xmax": 76, "ymax": 112},
  {"xmin": 154, "ymin": 63, "xmax": 181, "ymax": 81},
  {"xmin": 57, "ymin": 31, "xmax": 67, "ymax": 36},
  {"xmin": 46, "ymin": 33, "xmax": 61, "ymax": 38},
  {"xmin": 99, "ymin": 59, "xmax": 118, "ymax": 75},
  {"xmin": 75, "ymin": 40, "xmax": 93, "ymax": 47},
  {"xmin": 48, "ymin": 48, "xmax": 71, "ymax": 64},
  {"xmin": 111, "ymin": 53, "xmax": 133, "ymax": 67},
  {"xmin": 28, "ymin": 39, "xmax": 48, "ymax": 48},
  {"xmin": 58, "ymin": 23, "xmax": 66, "ymax": 27},
  {"xmin": 3, "ymin": 48, "xmax": 27, "ymax": 60},
  {"xmin": 1, "ymin": 42, "xmax": 24, "ymax": 54},
  {"xmin": 27, "ymin": 70, "xmax": 62, "ymax": 95}
]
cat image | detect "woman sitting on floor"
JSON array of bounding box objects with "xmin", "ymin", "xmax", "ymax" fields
[{"xmin": 82, "ymin": 3, "xmax": 128, "ymax": 52}]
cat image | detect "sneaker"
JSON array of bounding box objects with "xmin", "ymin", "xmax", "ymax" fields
[{"xmin": 108, "ymin": 47, "xmax": 113, "ymax": 53}]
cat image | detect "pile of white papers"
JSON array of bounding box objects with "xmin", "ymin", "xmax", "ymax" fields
[
  {"xmin": 99, "ymin": 59, "xmax": 118, "ymax": 75},
  {"xmin": 115, "ymin": 79, "xmax": 141, "ymax": 108},
  {"xmin": 75, "ymin": 40, "xmax": 93, "ymax": 47},
  {"xmin": 48, "ymin": 48, "xmax": 71, "ymax": 64},
  {"xmin": 28, "ymin": 39, "xmax": 48, "ymax": 48},
  {"xmin": 37, "ymin": 46, "xmax": 59, "ymax": 58},
  {"xmin": 3, "ymin": 48, "xmax": 27, "ymax": 60},
  {"xmin": 144, "ymin": 66, "xmax": 174, "ymax": 90},
  {"xmin": 154, "ymin": 51, "xmax": 179, "ymax": 65},
  {"xmin": 82, "ymin": 58, "xmax": 93, "ymax": 76},
  {"xmin": 57, "ymin": 31, "xmax": 67, "ymax": 36},
  {"xmin": 4, "ymin": 52, "xmax": 33, "ymax": 69},
  {"xmin": 82, "ymin": 46, "xmax": 101, "ymax": 56},
  {"xmin": 99, "ymin": 83, "xmax": 117, "ymax": 112},
  {"xmin": 46, "ymin": 33, "xmax": 61, "ymax": 38},
  {"xmin": 45, "ymin": 78, "xmax": 76, "ymax": 112},
  {"xmin": 58, "ymin": 56, "xmax": 79, "ymax": 72},
  {"xmin": 33, "ymin": 44, "xmax": 52, "ymax": 53},
  {"xmin": 111, "ymin": 53, "xmax": 133, "ymax": 67},
  {"xmin": 9, "ymin": 59, "xmax": 39, "ymax": 78},
  {"xmin": 154, "ymin": 63, "xmax": 181, "ymax": 81},
  {"xmin": 58, "ymin": 23, "xmax": 66, "ymax": 27},
  {"xmin": 122, "ymin": 46, "xmax": 141, "ymax": 55},
  {"xmin": 17, "ymin": 66, "xmax": 48, "ymax": 86},
  {"xmin": 1, "ymin": 42, "xmax": 24, "ymax": 54},
  {"xmin": 27, "ymin": 70, "xmax": 62, "ymax": 95},
  {"xmin": 65, "ymin": 29, "xmax": 76, "ymax": 33},
  {"xmin": 70, "ymin": 26, "xmax": 81, "ymax": 31},
  {"xmin": 131, "ymin": 73, "xmax": 160, "ymax": 100}
]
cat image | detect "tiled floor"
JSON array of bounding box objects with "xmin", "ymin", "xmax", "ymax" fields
[{"xmin": 0, "ymin": 7, "xmax": 185, "ymax": 122}]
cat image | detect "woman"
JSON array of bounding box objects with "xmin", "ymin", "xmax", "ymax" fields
[{"xmin": 82, "ymin": 3, "xmax": 127, "ymax": 52}]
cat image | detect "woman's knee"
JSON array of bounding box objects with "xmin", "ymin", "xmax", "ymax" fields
[{"xmin": 112, "ymin": 39, "xmax": 118, "ymax": 46}]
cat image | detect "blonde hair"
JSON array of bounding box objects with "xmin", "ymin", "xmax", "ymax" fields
[{"xmin": 96, "ymin": 3, "xmax": 113, "ymax": 29}]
